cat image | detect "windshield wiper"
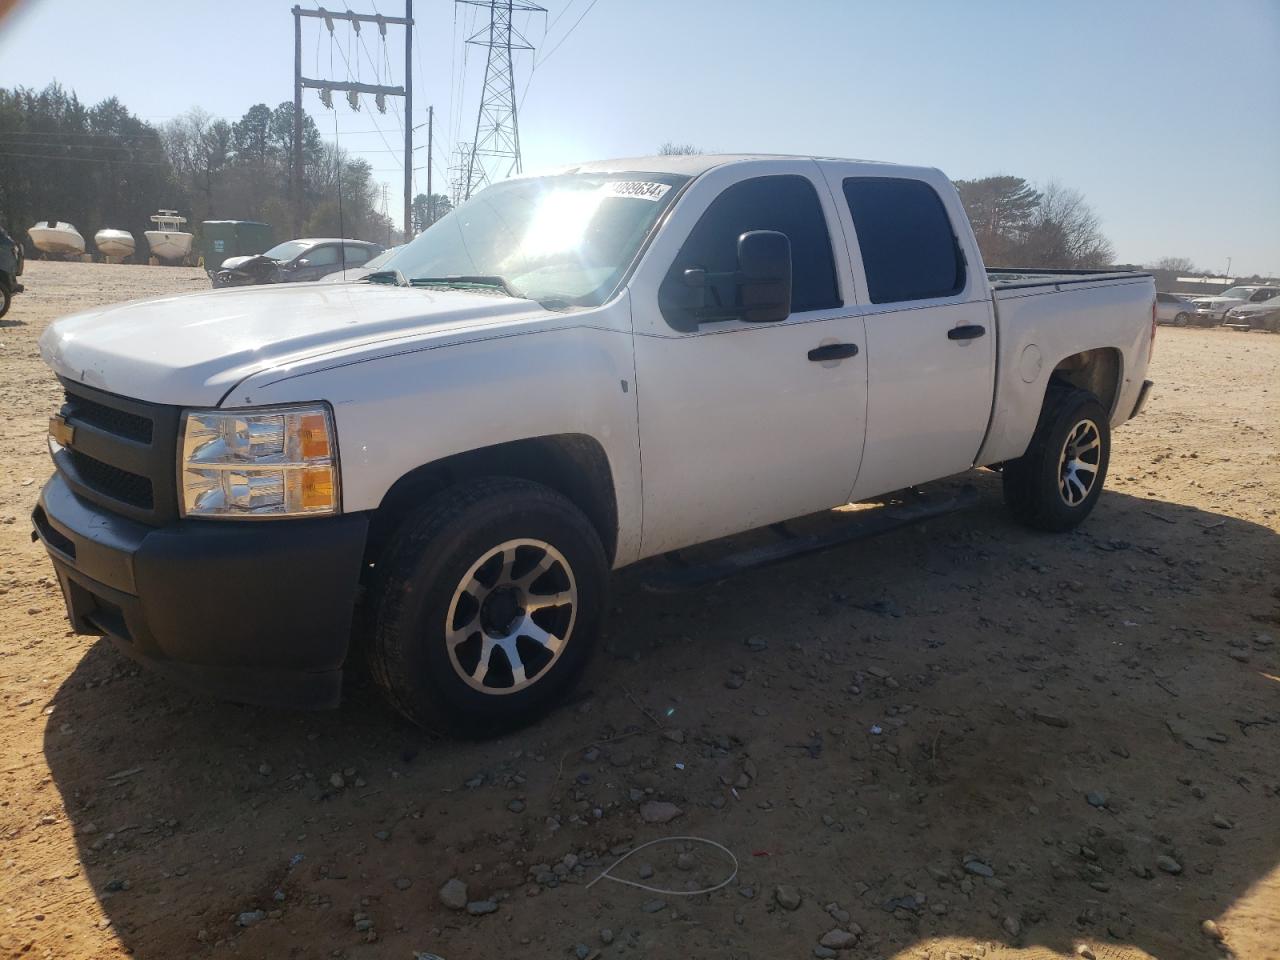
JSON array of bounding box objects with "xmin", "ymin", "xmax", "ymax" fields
[
  {"xmin": 409, "ymin": 274, "xmax": 524, "ymax": 298},
  {"xmin": 363, "ymin": 269, "xmax": 409, "ymax": 287}
]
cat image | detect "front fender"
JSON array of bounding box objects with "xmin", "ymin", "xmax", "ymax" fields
[{"xmin": 220, "ymin": 297, "xmax": 644, "ymax": 565}]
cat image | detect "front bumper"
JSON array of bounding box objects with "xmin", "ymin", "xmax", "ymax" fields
[{"xmin": 32, "ymin": 472, "xmax": 369, "ymax": 709}]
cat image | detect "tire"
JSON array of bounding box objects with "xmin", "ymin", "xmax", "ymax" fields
[
  {"xmin": 1002, "ymin": 386, "xmax": 1111, "ymax": 532},
  {"xmin": 0, "ymin": 283, "xmax": 10, "ymax": 319},
  {"xmin": 366, "ymin": 477, "xmax": 608, "ymax": 736},
  {"xmin": 1173, "ymin": 312, "xmax": 1189, "ymax": 327}
]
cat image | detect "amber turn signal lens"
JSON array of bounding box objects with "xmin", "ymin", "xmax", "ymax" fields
[
  {"xmin": 300, "ymin": 467, "xmax": 335, "ymax": 509},
  {"xmin": 299, "ymin": 413, "xmax": 331, "ymax": 459}
]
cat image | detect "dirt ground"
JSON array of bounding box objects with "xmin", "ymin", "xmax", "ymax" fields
[{"xmin": 1, "ymin": 260, "xmax": 1277, "ymax": 960}]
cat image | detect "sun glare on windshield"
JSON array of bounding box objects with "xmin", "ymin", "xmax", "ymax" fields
[{"xmin": 512, "ymin": 188, "xmax": 607, "ymax": 262}]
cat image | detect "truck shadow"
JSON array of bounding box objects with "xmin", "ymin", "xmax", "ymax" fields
[{"xmin": 39, "ymin": 474, "xmax": 1280, "ymax": 959}]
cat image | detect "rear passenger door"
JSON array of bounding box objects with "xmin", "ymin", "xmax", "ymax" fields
[{"xmin": 818, "ymin": 166, "xmax": 996, "ymax": 500}]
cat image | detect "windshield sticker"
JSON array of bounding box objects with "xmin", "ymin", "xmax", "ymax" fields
[{"xmin": 601, "ymin": 180, "xmax": 671, "ymax": 202}]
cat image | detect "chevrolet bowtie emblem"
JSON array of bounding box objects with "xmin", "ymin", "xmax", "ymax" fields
[{"xmin": 48, "ymin": 414, "xmax": 75, "ymax": 447}]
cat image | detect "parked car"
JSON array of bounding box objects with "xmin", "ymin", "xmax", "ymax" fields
[
  {"xmin": 0, "ymin": 225, "xmax": 25, "ymax": 319},
  {"xmin": 1155, "ymin": 291, "xmax": 1197, "ymax": 326},
  {"xmin": 318, "ymin": 245, "xmax": 404, "ymax": 283},
  {"xmin": 212, "ymin": 238, "xmax": 383, "ymax": 287},
  {"xmin": 32, "ymin": 154, "xmax": 1156, "ymax": 734},
  {"xmin": 1192, "ymin": 285, "xmax": 1280, "ymax": 325},
  {"xmin": 1223, "ymin": 296, "xmax": 1280, "ymax": 333}
]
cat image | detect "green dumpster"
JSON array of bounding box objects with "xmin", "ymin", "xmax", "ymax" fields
[{"xmin": 200, "ymin": 221, "xmax": 274, "ymax": 272}]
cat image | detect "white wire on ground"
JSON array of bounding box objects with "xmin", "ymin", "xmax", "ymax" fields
[{"xmin": 586, "ymin": 836, "xmax": 739, "ymax": 897}]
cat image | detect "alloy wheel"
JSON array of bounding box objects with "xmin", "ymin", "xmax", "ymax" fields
[
  {"xmin": 445, "ymin": 538, "xmax": 577, "ymax": 695},
  {"xmin": 1058, "ymin": 418, "xmax": 1102, "ymax": 507}
]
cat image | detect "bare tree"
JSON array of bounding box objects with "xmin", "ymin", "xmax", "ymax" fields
[
  {"xmin": 1149, "ymin": 256, "xmax": 1197, "ymax": 274},
  {"xmin": 658, "ymin": 141, "xmax": 701, "ymax": 156},
  {"xmin": 1021, "ymin": 182, "xmax": 1115, "ymax": 269}
]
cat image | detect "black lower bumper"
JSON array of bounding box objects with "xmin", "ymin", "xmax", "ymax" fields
[{"xmin": 33, "ymin": 473, "xmax": 369, "ymax": 709}]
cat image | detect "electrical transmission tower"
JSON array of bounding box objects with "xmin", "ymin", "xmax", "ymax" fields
[
  {"xmin": 459, "ymin": 0, "xmax": 544, "ymax": 201},
  {"xmin": 448, "ymin": 141, "xmax": 475, "ymax": 208}
]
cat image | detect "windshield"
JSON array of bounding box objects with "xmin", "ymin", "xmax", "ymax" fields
[
  {"xmin": 384, "ymin": 172, "xmax": 689, "ymax": 306},
  {"xmin": 262, "ymin": 240, "xmax": 311, "ymax": 262},
  {"xmin": 1218, "ymin": 286, "xmax": 1255, "ymax": 299}
]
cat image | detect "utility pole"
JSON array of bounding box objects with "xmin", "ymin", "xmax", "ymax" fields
[
  {"xmin": 292, "ymin": 4, "xmax": 414, "ymax": 238},
  {"xmin": 403, "ymin": 0, "xmax": 413, "ymax": 242},
  {"xmin": 459, "ymin": 0, "xmax": 544, "ymax": 201},
  {"xmin": 426, "ymin": 105, "xmax": 433, "ymax": 225},
  {"xmin": 292, "ymin": 7, "xmax": 303, "ymax": 235}
]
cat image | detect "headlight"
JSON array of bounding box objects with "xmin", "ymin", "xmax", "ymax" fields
[{"xmin": 179, "ymin": 403, "xmax": 339, "ymax": 518}]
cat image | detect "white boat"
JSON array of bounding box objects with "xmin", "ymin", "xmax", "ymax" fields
[
  {"xmin": 144, "ymin": 210, "xmax": 193, "ymax": 263},
  {"xmin": 94, "ymin": 228, "xmax": 136, "ymax": 261},
  {"xmin": 28, "ymin": 221, "xmax": 85, "ymax": 258}
]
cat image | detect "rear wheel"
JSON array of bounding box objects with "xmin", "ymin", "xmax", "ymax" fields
[
  {"xmin": 1173, "ymin": 311, "xmax": 1189, "ymax": 327},
  {"xmin": 1003, "ymin": 386, "xmax": 1110, "ymax": 532},
  {"xmin": 366, "ymin": 478, "xmax": 608, "ymax": 736},
  {"xmin": 0, "ymin": 283, "xmax": 10, "ymax": 319}
]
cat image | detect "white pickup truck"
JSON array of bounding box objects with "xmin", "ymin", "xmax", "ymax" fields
[{"xmin": 33, "ymin": 154, "xmax": 1156, "ymax": 734}]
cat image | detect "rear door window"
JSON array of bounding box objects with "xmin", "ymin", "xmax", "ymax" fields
[{"xmin": 842, "ymin": 178, "xmax": 965, "ymax": 304}]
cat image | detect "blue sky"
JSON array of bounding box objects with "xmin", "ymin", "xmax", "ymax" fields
[{"xmin": 1, "ymin": 0, "xmax": 1277, "ymax": 275}]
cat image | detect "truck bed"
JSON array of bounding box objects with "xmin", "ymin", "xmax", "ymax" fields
[
  {"xmin": 987, "ymin": 267, "xmax": 1152, "ymax": 291},
  {"xmin": 976, "ymin": 267, "xmax": 1156, "ymax": 468}
]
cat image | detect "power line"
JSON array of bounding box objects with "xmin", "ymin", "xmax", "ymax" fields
[
  {"xmin": 535, "ymin": 0, "xmax": 598, "ymax": 68},
  {"xmin": 0, "ymin": 150, "xmax": 168, "ymax": 166}
]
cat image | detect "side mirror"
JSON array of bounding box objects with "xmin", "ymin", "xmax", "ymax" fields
[
  {"xmin": 294, "ymin": 258, "xmax": 311, "ymax": 268},
  {"xmin": 736, "ymin": 230, "xmax": 791, "ymax": 323}
]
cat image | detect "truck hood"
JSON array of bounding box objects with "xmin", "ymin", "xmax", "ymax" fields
[
  {"xmin": 40, "ymin": 282, "xmax": 549, "ymax": 406},
  {"xmin": 1193, "ymin": 296, "xmax": 1241, "ymax": 307}
]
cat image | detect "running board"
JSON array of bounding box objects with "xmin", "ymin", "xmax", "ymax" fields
[{"xmin": 641, "ymin": 485, "xmax": 980, "ymax": 593}]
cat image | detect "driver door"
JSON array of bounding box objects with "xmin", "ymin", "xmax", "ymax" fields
[
  {"xmin": 629, "ymin": 161, "xmax": 868, "ymax": 558},
  {"xmin": 289, "ymin": 244, "xmax": 341, "ymax": 281}
]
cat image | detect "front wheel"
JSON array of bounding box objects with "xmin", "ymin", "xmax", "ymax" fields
[
  {"xmin": 1002, "ymin": 386, "xmax": 1110, "ymax": 532},
  {"xmin": 0, "ymin": 284, "xmax": 10, "ymax": 319},
  {"xmin": 366, "ymin": 478, "xmax": 608, "ymax": 736}
]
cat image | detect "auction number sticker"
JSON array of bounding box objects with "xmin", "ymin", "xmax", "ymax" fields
[{"xmin": 601, "ymin": 180, "xmax": 671, "ymax": 201}]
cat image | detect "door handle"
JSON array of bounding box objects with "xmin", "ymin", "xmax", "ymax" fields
[
  {"xmin": 807, "ymin": 342, "xmax": 859, "ymax": 362},
  {"xmin": 947, "ymin": 324, "xmax": 986, "ymax": 341}
]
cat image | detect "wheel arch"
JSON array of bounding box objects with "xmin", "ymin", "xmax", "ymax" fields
[
  {"xmin": 366, "ymin": 433, "xmax": 620, "ymax": 568},
  {"xmin": 1047, "ymin": 347, "xmax": 1123, "ymax": 419}
]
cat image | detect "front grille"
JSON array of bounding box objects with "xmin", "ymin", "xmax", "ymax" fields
[
  {"xmin": 67, "ymin": 449, "xmax": 154, "ymax": 509},
  {"xmin": 55, "ymin": 379, "xmax": 181, "ymax": 524},
  {"xmin": 63, "ymin": 391, "xmax": 153, "ymax": 443}
]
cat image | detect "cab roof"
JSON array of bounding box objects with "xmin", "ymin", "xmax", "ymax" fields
[{"xmin": 526, "ymin": 153, "xmax": 939, "ymax": 180}]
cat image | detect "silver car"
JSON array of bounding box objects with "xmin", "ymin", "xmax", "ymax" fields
[{"xmin": 1155, "ymin": 292, "xmax": 1198, "ymax": 326}]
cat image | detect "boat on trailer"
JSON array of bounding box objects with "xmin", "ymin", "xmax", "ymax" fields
[
  {"xmin": 28, "ymin": 221, "xmax": 85, "ymax": 258},
  {"xmin": 145, "ymin": 210, "xmax": 193, "ymax": 263},
  {"xmin": 94, "ymin": 228, "xmax": 136, "ymax": 261}
]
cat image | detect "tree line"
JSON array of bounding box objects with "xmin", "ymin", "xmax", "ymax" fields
[{"xmin": 0, "ymin": 83, "xmax": 454, "ymax": 260}]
